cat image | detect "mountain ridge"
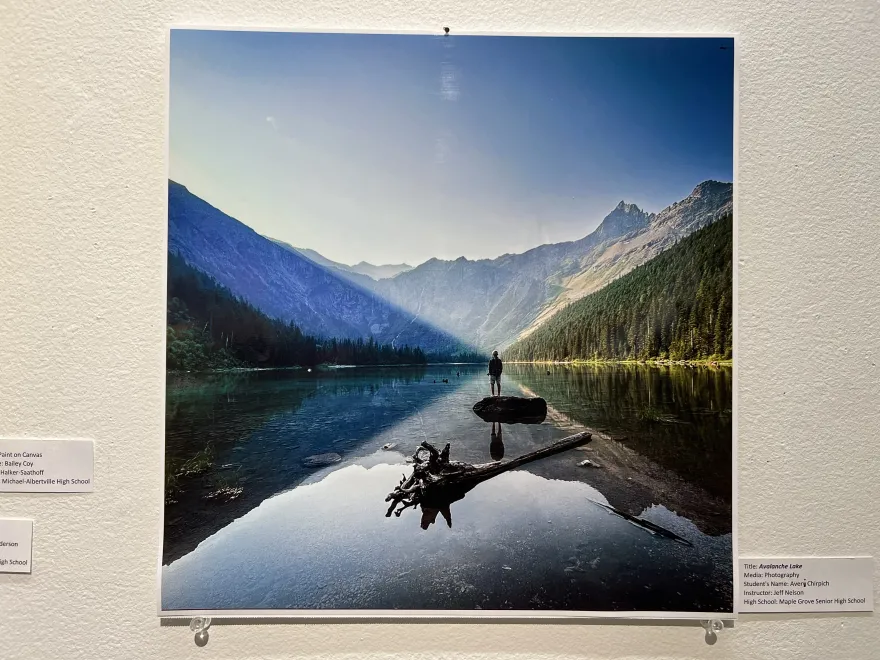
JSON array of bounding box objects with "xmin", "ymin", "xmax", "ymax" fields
[
  {"xmin": 372, "ymin": 180, "xmax": 731, "ymax": 350},
  {"xmin": 506, "ymin": 213, "xmax": 733, "ymax": 361},
  {"xmin": 168, "ymin": 178, "xmax": 731, "ymax": 354},
  {"xmin": 269, "ymin": 238, "xmax": 412, "ymax": 281},
  {"xmin": 167, "ymin": 180, "xmax": 464, "ymax": 354}
]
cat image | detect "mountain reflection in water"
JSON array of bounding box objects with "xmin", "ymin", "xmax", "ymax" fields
[{"xmin": 163, "ymin": 363, "xmax": 732, "ymax": 612}]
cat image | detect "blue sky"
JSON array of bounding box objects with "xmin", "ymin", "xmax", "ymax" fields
[{"xmin": 170, "ymin": 31, "xmax": 734, "ymax": 266}]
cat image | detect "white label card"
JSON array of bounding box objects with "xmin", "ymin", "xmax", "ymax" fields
[
  {"xmin": 739, "ymin": 557, "xmax": 873, "ymax": 613},
  {"xmin": 0, "ymin": 519, "xmax": 33, "ymax": 573},
  {"xmin": 0, "ymin": 438, "xmax": 94, "ymax": 492}
]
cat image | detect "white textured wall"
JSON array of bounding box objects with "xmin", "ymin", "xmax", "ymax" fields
[{"xmin": 1, "ymin": 0, "xmax": 879, "ymax": 657}]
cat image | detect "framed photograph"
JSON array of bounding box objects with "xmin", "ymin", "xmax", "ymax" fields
[{"xmin": 160, "ymin": 28, "xmax": 736, "ymax": 619}]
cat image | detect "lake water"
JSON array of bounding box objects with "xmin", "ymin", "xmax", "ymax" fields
[{"xmin": 162, "ymin": 363, "xmax": 733, "ymax": 614}]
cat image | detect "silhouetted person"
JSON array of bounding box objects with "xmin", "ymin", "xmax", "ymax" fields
[
  {"xmin": 488, "ymin": 350, "xmax": 503, "ymax": 396},
  {"xmin": 490, "ymin": 422, "xmax": 505, "ymax": 461}
]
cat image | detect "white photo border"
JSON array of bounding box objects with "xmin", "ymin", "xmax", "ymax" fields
[{"xmin": 158, "ymin": 25, "xmax": 740, "ymax": 622}]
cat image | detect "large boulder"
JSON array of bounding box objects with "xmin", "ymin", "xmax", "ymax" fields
[{"xmin": 472, "ymin": 396, "xmax": 547, "ymax": 424}]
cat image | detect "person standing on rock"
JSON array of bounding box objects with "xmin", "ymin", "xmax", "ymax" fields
[{"xmin": 488, "ymin": 350, "xmax": 503, "ymax": 396}]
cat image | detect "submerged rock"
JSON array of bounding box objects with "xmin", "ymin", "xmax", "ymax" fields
[
  {"xmin": 472, "ymin": 396, "xmax": 547, "ymax": 424},
  {"xmin": 203, "ymin": 486, "xmax": 243, "ymax": 502},
  {"xmin": 302, "ymin": 452, "xmax": 343, "ymax": 467}
]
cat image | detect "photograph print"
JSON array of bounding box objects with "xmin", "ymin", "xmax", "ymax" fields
[{"xmin": 161, "ymin": 29, "xmax": 735, "ymax": 617}]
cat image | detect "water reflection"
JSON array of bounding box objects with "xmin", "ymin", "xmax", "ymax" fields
[
  {"xmin": 489, "ymin": 423, "xmax": 504, "ymax": 461},
  {"xmin": 164, "ymin": 366, "xmax": 440, "ymax": 563},
  {"xmin": 513, "ymin": 363, "xmax": 732, "ymax": 501},
  {"xmin": 421, "ymin": 505, "xmax": 454, "ymax": 529},
  {"xmin": 162, "ymin": 463, "xmax": 732, "ymax": 613},
  {"xmin": 163, "ymin": 362, "xmax": 732, "ymax": 613}
]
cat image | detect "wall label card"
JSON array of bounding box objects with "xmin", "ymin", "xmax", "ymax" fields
[
  {"xmin": 0, "ymin": 519, "xmax": 33, "ymax": 573},
  {"xmin": 739, "ymin": 557, "xmax": 873, "ymax": 613},
  {"xmin": 0, "ymin": 438, "xmax": 94, "ymax": 492}
]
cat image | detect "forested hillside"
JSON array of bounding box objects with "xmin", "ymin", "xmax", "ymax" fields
[
  {"xmin": 168, "ymin": 180, "xmax": 461, "ymax": 354},
  {"xmin": 166, "ymin": 252, "xmax": 429, "ymax": 371},
  {"xmin": 169, "ymin": 179, "xmax": 730, "ymax": 354},
  {"xmin": 506, "ymin": 215, "xmax": 732, "ymax": 362},
  {"xmin": 374, "ymin": 180, "xmax": 732, "ymax": 350}
]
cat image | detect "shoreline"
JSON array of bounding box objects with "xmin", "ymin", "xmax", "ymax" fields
[
  {"xmin": 168, "ymin": 358, "xmax": 731, "ymax": 376},
  {"xmin": 509, "ymin": 359, "xmax": 733, "ymax": 367},
  {"xmin": 167, "ymin": 362, "xmax": 485, "ymax": 375}
]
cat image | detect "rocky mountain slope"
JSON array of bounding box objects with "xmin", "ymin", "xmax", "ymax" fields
[
  {"xmin": 168, "ymin": 179, "xmax": 731, "ymax": 355},
  {"xmin": 168, "ymin": 181, "xmax": 461, "ymax": 353},
  {"xmin": 270, "ymin": 239, "xmax": 412, "ymax": 282},
  {"xmin": 506, "ymin": 214, "xmax": 733, "ymax": 361},
  {"xmin": 350, "ymin": 260, "xmax": 413, "ymax": 280},
  {"xmin": 372, "ymin": 181, "xmax": 732, "ymax": 350},
  {"xmin": 519, "ymin": 180, "xmax": 732, "ymax": 338}
]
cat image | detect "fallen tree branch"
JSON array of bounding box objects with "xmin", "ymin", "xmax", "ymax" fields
[{"xmin": 385, "ymin": 431, "xmax": 592, "ymax": 519}]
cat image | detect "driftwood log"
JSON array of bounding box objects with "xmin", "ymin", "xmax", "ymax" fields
[{"xmin": 385, "ymin": 431, "xmax": 592, "ymax": 521}]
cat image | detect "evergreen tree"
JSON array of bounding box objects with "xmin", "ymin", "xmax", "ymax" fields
[
  {"xmin": 166, "ymin": 252, "xmax": 429, "ymax": 371},
  {"xmin": 506, "ymin": 215, "xmax": 733, "ymax": 362}
]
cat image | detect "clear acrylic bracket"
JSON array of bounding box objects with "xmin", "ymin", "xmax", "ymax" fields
[
  {"xmin": 701, "ymin": 619, "xmax": 725, "ymax": 644},
  {"xmin": 183, "ymin": 616, "xmax": 729, "ymax": 646},
  {"xmin": 189, "ymin": 617, "xmax": 212, "ymax": 647}
]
